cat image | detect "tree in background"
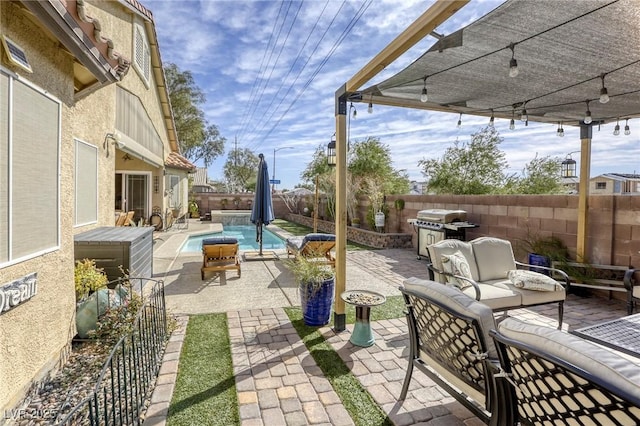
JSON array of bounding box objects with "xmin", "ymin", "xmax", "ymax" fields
[
  {"xmin": 300, "ymin": 137, "xmax": 410, "ymax": 224},
  {"xmin": 419, "ymin": 126, "xmax": 563, "ymax": 195},
  {"xmin": 419, "ymin": 126, "xmax": 509, "ymax": 194},
  {"xmin": 164, "ymin": 63, "xmax": 225, "ymax": 166},
  {"xmin": 223, "ymin": 148, "xmax": 259, "ymax": 192},
  {"xmin": 509, "ymin": 154, "xmax": 564, "ymax": 194}
]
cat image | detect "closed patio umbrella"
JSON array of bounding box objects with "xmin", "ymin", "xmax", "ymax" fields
[{"xmin": 251, "ymin": 153, "xmax": 275, "ymax": 255}]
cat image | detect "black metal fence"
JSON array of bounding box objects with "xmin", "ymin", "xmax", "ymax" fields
[{"xmin": 58, "ymin": 278, "xmax": 167, "ymax": 425}]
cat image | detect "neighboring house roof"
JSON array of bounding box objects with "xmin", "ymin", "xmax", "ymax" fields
[
  {"xmin": 193, "ymin": 167, "xmax": 209, "ymax": 185},
  {"xmin": 20, "ymin": 0, "xmax": 131, "ymax": 98},
  {"xmin": 591, "ymin": 173, "xmax": 640, "ymax": 182},
  {"xmin": 165, "ymin": 152, "xmax": 196, "ymax": 172}
]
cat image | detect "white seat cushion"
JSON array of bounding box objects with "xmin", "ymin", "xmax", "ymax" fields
[
  {"xmin": 461, "ymin": 281, "xmax": 522, "ymax": 310},
  {"xmin": 498, "ymin": 317, "xmax": 640, "ymax": 399},
  {"xmin": 471, "ymin": 237, "xmax": 517, "ymax": 281}
]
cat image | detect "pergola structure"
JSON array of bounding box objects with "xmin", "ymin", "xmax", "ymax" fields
[{"xmin": 332, "ymin": 0, "xmax": 640, "ymax": 330}]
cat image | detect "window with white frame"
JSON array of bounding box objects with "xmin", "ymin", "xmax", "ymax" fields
[
  {"xmin": 75, "ymin": 139, "xmax": 98, "ymax": 226},
  {"xmin": 0, "ymin": 70, "xmax": 60, "ymax": 265},
  {"xmin": 133, "ymin": 23, "xmax": 151, "ymax": 86},
  {"xmin": 595, "ymin": 182, "xmax": 607, "ymax": 190}
]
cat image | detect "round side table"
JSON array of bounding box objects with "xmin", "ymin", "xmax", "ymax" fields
[{"xmin": 341, "ymin": 290, "xmax": 386, "ymax": 347}]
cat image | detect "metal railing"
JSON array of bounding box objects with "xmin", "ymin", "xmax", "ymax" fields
[{"xmin": 57, "ymin": 278, "xmax": 167, "ymax": 425}]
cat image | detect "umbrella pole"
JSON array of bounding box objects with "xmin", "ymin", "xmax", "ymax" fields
[{"xmin": 258, "ymin": 223, "xmax": 263, "ymax": 256}]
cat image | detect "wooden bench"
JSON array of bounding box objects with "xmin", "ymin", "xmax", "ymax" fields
[{"xmin": 552, "ymin": 261, "xmax": 637, "ymax": 314}]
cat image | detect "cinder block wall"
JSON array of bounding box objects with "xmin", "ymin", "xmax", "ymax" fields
[{"xmin": 195, "ymin": 193, "xmax": 640, "ymax": 267}]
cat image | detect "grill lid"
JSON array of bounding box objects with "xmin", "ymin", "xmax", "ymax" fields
[{"xmin": 416, "ymin": 209, "xmax": 467, "ymax": 223}]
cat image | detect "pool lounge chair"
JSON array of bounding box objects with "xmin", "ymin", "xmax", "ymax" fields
[
  {"xmin": 286, "ymin": 233, "xmax": 336, "ymax": 267},
  {"xmin": 201, "ymin": 237, "xmax": 241, "ymax": 279}
]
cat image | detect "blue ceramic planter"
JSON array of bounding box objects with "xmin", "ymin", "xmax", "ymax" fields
[
  {"xmin": 300, "ymin": 277, "xmax": 335, "ymax": 326},
  {"xmin": 528, "ymin": 253, "xmax": 551, "ymax": 276}
]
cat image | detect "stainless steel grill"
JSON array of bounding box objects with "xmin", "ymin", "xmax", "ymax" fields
[{"xmin": 408, "ymin": 209, "xmax": 476, "ymax": 260}]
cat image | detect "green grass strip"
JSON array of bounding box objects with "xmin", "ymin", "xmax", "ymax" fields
[
  {"xmin": 284, "ymin": 307, "xmax": 394, "ymax": 426},
  {"xmin": 167, "ymin": 314, "xmax": 238, "ymax": 426}
]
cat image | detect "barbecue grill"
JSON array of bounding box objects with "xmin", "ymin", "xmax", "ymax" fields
[{"xmin": 408, "ymin": 209, "xmax": 476, "ymax": 260}]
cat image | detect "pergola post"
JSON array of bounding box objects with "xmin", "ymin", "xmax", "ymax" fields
[
  {"xmin": 577, "ymin": 124, "xmax": 592, "ymax": 262},
  {"xmin": 333, "ymin": 86, "xmax": 348, "ymax": 332}
]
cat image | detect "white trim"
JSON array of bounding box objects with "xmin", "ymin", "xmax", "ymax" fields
[
  {"xmin": 74, "ymin": 138, "xmax": 98, "ymax": 227},
  {"xmin": 132, "ymin": 22, "xmax": 151, "ymax": 88}
]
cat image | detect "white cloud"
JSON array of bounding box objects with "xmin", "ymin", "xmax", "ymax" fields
[{"xmin": 149, "ymin": 0, "xmax": 640, "ymax": 189}]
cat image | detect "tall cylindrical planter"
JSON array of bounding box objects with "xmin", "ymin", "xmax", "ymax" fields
[
  {"xmin": 528, "ymin": 253, "xmax": 551, "ymax": 276},
  {"xmin": 300, "ymin": 276, "xmax": 335, "ymax": 326}
]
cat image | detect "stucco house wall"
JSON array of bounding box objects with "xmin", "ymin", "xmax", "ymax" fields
[
  {"xmin": 1, "ymin": 0, "xmax": 189, "ymax": 412},
  {"xmin": 0, "ymin": 1, "xmax": 77, "ymax": 411}
]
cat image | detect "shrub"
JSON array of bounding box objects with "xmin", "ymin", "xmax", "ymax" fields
[{"xmin": 74, "ymin": 259, "xmax": 108, "ymax": 301}]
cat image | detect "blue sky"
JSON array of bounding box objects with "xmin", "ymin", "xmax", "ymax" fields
[{"xmin": 149, "ymin": 0, "xmax": 640, "ymax": 190}]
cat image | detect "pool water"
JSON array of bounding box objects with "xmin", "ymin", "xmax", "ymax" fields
[{"xmin": 181, "ymin": 225, "xmax": 286, "ymax": 252}]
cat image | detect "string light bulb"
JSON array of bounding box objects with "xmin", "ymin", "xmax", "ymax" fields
[
  {"xmin": 559, "ymin": 122, "xmax": 564, "ymax": 137},
  {"xmin": 489, "ymin": 110, "xmax": 495, "ymax": 127},
  {"xmin": 420, "ymin": 77, "xmax": 428, "ymax": 103},
  {"xmin": 624, "ymin": 118, "xmax": 630, "ymax": 135},
  {"xmin": 599, "ymin": 73, "xmax": 610, "ymax": 104},
  {"xmin": 583, "ymin": 100, "xmax": 592, "ymax": 124},
  {"xmin": 556, "ymin": 123, "xmax": 562, "ymax": 137},
  {"xmin": 509, "ymin": 108, "xmax": 515, "ymax": 130},
  {"xmin": 520, "ymin": 102, "xmax": 528, "ymax": 122},
  {"xmin": 457, "ymin": 113, "xmax": 462, "ymax": 129},
  {"xmin": 508, "ymin": 43, "xmax": 519, "ymax": 78},
  {"xmin": 367, "ymin": 102, "xmax": 373, "ymax": 114},
  {"xmin": 613, "ymin": 118, "xmax": 620, "ymax": 136}
]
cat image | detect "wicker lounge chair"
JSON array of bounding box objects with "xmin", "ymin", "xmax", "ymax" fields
[
  {"xmin": 201, "ymin": 237, "xmax": 241, "ymax": 279},
  {"xmin": 286, "ymin": 233, "xmax": 336, "ymax": 267}
]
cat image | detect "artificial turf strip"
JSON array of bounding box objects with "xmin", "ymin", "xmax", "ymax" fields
[
  {"xmin": 284, "ymin": 307, "xmax": 394, "ymax": 426},
  {"xmin": 167, "ymin": 314, "xmax": 239, "ymax": 426}
]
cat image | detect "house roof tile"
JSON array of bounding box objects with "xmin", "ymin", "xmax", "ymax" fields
[{"xmin": 165, "ymin": 152, "xmax": 196, "ymax": 172}]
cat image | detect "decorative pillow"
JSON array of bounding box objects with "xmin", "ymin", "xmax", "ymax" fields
[
  {"xmin": 507, "ymin": 269, "xmax": 560, "ymax": 291},
  {"xmin": 441, "ymin": 251, "xmax": 473, "ymax": 290}
]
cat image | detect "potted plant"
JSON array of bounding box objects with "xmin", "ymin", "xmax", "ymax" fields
[
  {"xmin": 74, "ymin": 259, "xmax": 109, "ymax": 339},
  {"xmin": 286, "ymin": 255, "xmax": 335, "ymax": 326},
  {"xmin": 520, "ymin": 233, "xmax": 568, "ymax": 275},
  {"xmin": 188, "ymin": 200, "xmax": 199, "ymax": 218}
]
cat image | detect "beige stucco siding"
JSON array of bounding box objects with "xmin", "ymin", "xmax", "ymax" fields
[{"xmin": 0, "ymin": 1, "xmax": 77, "ymax": 412}]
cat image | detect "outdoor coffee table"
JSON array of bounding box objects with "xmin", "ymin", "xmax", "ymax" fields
[
  {"xmin": 341, "ymin": 290, "xmax": 386, "ymax": 347},
  {"xmin": 572, "ymin": 313, "xmax": 640, "ymax": 358}
]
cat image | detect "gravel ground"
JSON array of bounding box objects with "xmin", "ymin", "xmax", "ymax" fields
[{"xmin": 11, "ymin": 338, "xmax": 164, "ymax": 426}]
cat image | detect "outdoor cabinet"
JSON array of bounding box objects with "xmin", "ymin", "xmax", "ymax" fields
[{"xmin": 74, "ymin": 226, "xmax": 154, "ymax": 284}]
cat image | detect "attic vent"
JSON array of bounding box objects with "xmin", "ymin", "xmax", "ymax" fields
[{"xmin": 1, "ymin": 35, "xmax": 32, "ymax": 73}]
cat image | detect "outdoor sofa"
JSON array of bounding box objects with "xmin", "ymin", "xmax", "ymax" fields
[
  {"xmin": 427, "ymin": 236, "xmax": 569, "ymax": 327},
  {"xmin": 400, "ymin": 277, "xmax": 640, "ymax": 425}
]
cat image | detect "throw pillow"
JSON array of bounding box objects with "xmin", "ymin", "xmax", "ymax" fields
[
  {"xmin": 507, "ymin": 269, "xmax": 561, "ymax": 291},
  {"xmin": 441, "ymin": 251, "xmax": 473, "ymax": 290}
]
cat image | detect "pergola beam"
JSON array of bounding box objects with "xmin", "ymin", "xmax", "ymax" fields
[
  {"xmin": 345, "ymin": 0, "xmax": 469, "ymax": 93},
  {"xmin": 333, "ymin": 0, "xmax": 470, "ymax": 331}
]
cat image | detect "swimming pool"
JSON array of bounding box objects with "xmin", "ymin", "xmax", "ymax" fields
[{"xmin": 180, "ymin": 225, "xmax": 286, "ymax": 252}]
